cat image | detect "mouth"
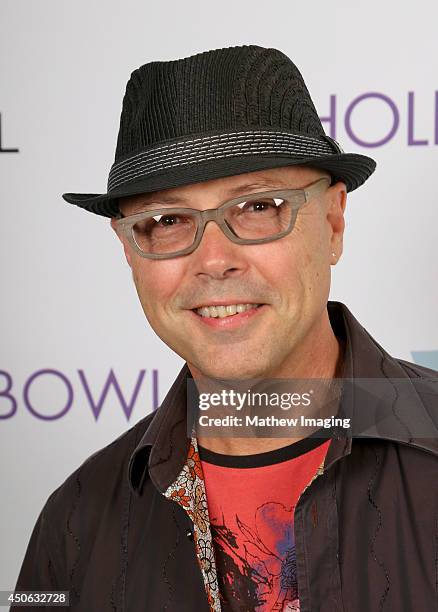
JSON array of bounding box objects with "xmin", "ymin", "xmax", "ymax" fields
[
  {"xmin": 189, "ymin": 302, "xmax": 266, "ymax": 329},
  {"xmin": 193, "ymin": 303, "xmax": 261, "ymax": 319}
]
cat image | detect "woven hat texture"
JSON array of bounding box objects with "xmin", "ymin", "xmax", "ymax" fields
[{"xmin": 63, "ymin": 45, "xmax": 376, "ymax": 217}]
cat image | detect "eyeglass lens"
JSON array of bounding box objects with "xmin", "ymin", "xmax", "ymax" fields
[{"xmin": 131, "ymin": 195, "xmax": 294, "ymax": 255}]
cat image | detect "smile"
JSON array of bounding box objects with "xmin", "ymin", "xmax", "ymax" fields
[
  {"xmin": 195, "ymin": 303, "xmax": 261, "ymax": 319},
  {"xmin": 190, "ymin": 303, "xmax": 266, "ymax": 330}
]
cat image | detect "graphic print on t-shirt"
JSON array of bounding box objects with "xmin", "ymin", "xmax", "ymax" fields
[
  {"xmin": 211, "ymin": 499, "xmax": 298, "ymax": 610},
  {"xmin": 199, "ymin": 437, "xmax": 330, "ymax": 612}
]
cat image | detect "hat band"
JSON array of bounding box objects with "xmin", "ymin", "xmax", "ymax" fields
[{"xmin": 107, "ymin": 130, "xmax": 336, "ymax": 192}]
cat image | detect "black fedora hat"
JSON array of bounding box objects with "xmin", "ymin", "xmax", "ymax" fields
[{"xmin": 62, "ymin": 45, "xmax": 376, "ymax": 218}]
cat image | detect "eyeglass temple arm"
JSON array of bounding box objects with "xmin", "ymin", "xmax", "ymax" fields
[{"xmin": 304, "ymin": 176, "xmax": 331, "ymax": 200}]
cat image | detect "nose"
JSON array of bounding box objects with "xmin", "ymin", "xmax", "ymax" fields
[{"xmin": 190, "ymin": 219, "xmax": 248, "ymax": 280}]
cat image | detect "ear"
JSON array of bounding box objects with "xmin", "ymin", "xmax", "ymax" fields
[
  {"xmin": 110, "ymin": 218, "xmax": 133, "ymax": 269},
  {"xmin": 326, "ymin": 181, "xmax": 347, "ymax": 261}
]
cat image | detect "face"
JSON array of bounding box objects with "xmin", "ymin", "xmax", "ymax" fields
[{"xmin": 111, "ymin": 166, "xmax": 346, "ymax": 380}]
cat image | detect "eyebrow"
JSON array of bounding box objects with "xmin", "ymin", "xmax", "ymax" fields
[{"xmin": 126, "ymin": 181, "xmax": 285, "ymax": 213}]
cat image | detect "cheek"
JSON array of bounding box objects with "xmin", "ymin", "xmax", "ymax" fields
[
  {"xmin": 299, "ymin": 223, "xmax": 331, "ymax": 295},
  {"xmin": 131, "ymin": 258, "xmax": 185, "ymax": 310},
  {"xmin": 259, "ymin": 222, "xmax": 328, "ymax": 292}
]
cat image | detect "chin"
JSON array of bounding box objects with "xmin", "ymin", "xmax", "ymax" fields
[{"xmin": 194, "ymin": 359, "xmax": 267, "ymax": 381}]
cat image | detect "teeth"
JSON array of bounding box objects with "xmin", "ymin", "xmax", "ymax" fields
[
  {"xmin": 209, "ymin": 306, "xmax": 218, "ymax": 318},
  {"xmin": 216, "ymin": 306, "xmax": 227, "ymax": 318},
  {"xmin": 196, "ymin": 303, "xmax": 260, "ymax": 318}
]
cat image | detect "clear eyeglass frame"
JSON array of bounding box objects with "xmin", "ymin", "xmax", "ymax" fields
[{"xmin": 112, "ymin": 177, "xmax": 331, "ymax": 260}]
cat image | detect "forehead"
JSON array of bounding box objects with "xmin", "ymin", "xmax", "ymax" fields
[{"xmin": 118, "ymin": 165, "xmax": 327, "ymax": 213}]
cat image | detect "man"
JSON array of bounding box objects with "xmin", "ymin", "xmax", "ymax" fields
[{"xmin": 14, "ymin": 45, "xmax": 438, "ymax": 612}]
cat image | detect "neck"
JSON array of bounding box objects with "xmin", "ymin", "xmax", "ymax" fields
[{"xmin": 195, "ymin": 310, "xmax": 346, "ymax": 456}]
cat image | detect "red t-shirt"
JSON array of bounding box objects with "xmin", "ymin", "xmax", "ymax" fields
[{"xmin": 198, "ymin": 436, "xmax": 331, "ymax": 611}]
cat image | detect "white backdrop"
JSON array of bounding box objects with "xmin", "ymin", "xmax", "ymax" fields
[{"xmin": 1, "ymin": 0, "xmax": 437, "ymax": 591}]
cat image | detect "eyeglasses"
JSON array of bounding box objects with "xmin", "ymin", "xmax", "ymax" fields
[{"xmin": 113, "ymin": 177, "xmax": 330, "ymax": 259}]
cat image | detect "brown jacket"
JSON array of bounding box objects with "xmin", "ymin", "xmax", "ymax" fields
[{"xmin": 13, "ymin": 301, "xmax": 438, "ymax": 611}]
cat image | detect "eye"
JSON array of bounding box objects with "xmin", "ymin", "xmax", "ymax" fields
[
  {"xmin": 153, "ymin": 214, "xmax": 183, "ymax": 226},
  {"xmin": 237, "ymin": 198, "xmax": 284, "ymax": 213}
]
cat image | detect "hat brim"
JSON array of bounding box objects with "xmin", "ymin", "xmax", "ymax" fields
[{"xmin": 62, "ymin": 152, "xmax": 376, "ymax": 218}]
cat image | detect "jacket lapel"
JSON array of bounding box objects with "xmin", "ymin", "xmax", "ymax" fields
[{"xmin": 163, "ymin": 437, "xmax": 221, "ymax": 611}]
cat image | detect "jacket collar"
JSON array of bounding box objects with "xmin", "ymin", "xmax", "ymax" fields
[
  {"xmin": 128, "ymin": 301, "xmax": 438, "ymax": 494},
  {"xmin": 128, "ymin": 363, "xmax": 191, "ymax": 494},
  {"xmin": 325, "ymin": 301, "xmax": 438, "ymax": 468}
]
